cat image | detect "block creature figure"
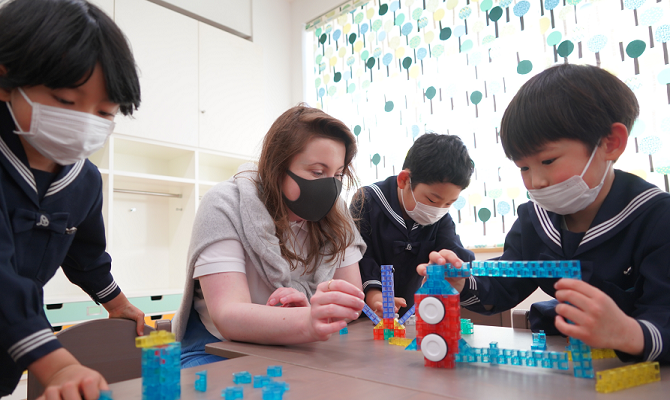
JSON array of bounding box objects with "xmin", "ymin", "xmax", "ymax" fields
[
  {"xmin": 135, "ymin": 330, "xmax": 181, "ymax": 400},
  {"xmin": 415, "ymin": 264, "xmax": 461, "ymax": 368}
]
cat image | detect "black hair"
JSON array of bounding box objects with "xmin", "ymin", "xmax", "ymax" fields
[
  {"xmin": 0, "ymin": 0, "xmax": 140, "ymax": 115},
  {"xmin": 402, "ymin": 133, "xmax": 474, "ymax": 189},
  {"xmin": 500, "ymin": 64, "xmax": 639, "ymax": 160}
]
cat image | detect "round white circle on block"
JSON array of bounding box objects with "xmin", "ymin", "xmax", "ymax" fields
[
  {"xmin": 421, "ymin": 334, "xmax": 448, "ymax": 362},
  {"xmin": 418, "ymin": 297, "xmax": 445, "ymax": 324}
]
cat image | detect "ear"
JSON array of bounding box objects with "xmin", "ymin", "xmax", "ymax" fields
[
  {"xmin": 602, "ymin": 122, "xmax": 628, "ymax": 162},
  {"xmin": 397, "ymin": 169, "xmax": 411, "ymax": 190},
  {"xmin": 0, "ymin": 65, "xmax": 11, "ymax": 102}
]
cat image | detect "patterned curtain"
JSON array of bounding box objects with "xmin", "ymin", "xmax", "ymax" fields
[{"xmin": 307, "ymin": 0, "xmax": 670, "ymax": 248}]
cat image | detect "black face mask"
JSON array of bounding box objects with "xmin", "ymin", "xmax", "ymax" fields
[{"xmin": 283, "ymin": 170, "xmax": 343, "ymax": 221}]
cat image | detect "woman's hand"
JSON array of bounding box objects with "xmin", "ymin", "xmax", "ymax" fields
[
  {"xmin": 308, "ymin": 279, "xmax": 365, "ymax": 341},
  {"xmin": 266, "ymin": 287, "xmax": 309, "ymax": 307},
  {"xmin": 417, "ymin": 249, "xmax": 467, "ymax": 293}
]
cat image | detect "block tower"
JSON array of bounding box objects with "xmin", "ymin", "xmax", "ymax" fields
[
  {"xmin": 135, "ymin": 330, "xmax": 181, "ymax": 400},
  {"xmin": 372, "ymin": 265, "xmax": 406, "ymax": 340},
  {"xmin": 414, "ymin": 264, "xmax": 461, "ymax": 368}
]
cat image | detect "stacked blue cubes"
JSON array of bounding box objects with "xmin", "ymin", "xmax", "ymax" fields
[
  {"xmin": 381, "ymin": 265, "xmax": 395, "ymax": 319},
  {"xmin": 141, "ymin": 342, "xmax": 181, "ymax": 400}
]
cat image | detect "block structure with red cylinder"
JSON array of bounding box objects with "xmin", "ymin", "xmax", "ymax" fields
[{"xmin": 415, "ymin": 264, "xmax": 461, "ymax": 368}]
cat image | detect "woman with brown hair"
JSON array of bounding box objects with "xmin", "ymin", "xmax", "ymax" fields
[{"xmin": 174, "ymin": 105, "xmax": 367, "ymax": 368}]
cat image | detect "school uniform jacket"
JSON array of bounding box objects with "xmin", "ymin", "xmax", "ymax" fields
[
  {"xmin": 460, "ymin": 170, "xmax": 670, "ymax": 363},
  {"xmin": 351, "ymin": 176, "xmax": 474, "ymax": 314},
  {"xmin": 0, "ymin": 105, "xmax": 121, "ymax": 394}
]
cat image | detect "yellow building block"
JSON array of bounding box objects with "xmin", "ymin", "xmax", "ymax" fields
[
  {"xmin": 591, "ymin": 348, "xmax": 617, "ymax": 360},
  {"xmin": 389, "ymin": 337, "xmax": 414, "ymax": 347},
  {"xmin": 595, "ymin": 362, "xmax": 660, "ymax": 394},
  {"xmin": 135, "ymin": 330, "xmax": 176, "ymax": 348}
]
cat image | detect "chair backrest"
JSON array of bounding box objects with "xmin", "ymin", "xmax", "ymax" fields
[
  {"xmin": 512, "ymin": 309, "xmax": 531, "ymax": 329},
  {"xmin": 27, "ymin": 319, "xmax": 154, "ymax": 400}
]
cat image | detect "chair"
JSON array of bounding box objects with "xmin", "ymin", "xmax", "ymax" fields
[
  {"xmin": 512, "ymin": 309, "xmax": 530, "ymax": 329},
  {"xmin": 26, "ymin": 318, "xmax": 170, "ymax": 400}
]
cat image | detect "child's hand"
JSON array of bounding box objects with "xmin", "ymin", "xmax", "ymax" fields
[
  {"xmin": 103, "ymin": 292, "xmax": 145, "ymax": 336},
  {"xmin": 554, "ymin": 279, "xmax": 644, "ymax": 355},
  {"xmin": 37, "ymin": 364, "xmax": 108, "ymax": 400},
  {"xmin": 266, "ymin": 287, "xmax": 309, "ymax": 307},
  {"xmin": 417, "ymin": 249, "xmax": 467, "ymax": 293},
  {"xmin": 308, "ymin": 279, "xmax": 365, "ymax": 341},
  {"xmin": 371, "ymin": 297, "xmax": 407, "ymax": 318}
]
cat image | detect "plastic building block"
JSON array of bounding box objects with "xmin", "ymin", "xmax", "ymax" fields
[
  {"xmin": 531, "ymin": 330, "xmax": 547, "ymax": 351},
  {"xmin": 381, "ymin": 265, "xmax": 395, "ymax": 319},
  {"xmin": 233, "ymin": 371, "xmax": 252, "ymax": 385},
  {"xmin": 195, "ymin": 370, "xmax": 207, "ymax": 392},
  {"xmin": 460, "ymin": 318, "xmax": 474, "ymax": 335},
  {"xmin": 339, "ymin": 326, "xmax": 348, "ymax": 334},
  {"xmin": 455, "ymin": 339, "xmax": 569, "ymax": 370},
  {"xmin": 439, "ymin": 260, "xmax": 582, "ymax": 280},
  {"xmin": 405, "ymin": 338, "xmax": 418, "ymax": 351},
  {"xmin": 361, "ymin": 304, "xmax": 381, "ymax": 325},
  {"xmin": 140, "ymin": 342, "xmax": 181, "ymax": 400},
  {"xmin": 135, "ymin": 330, "xmax": 176, "ymax": 348},
  {"xmin": 595, "ymin": 362, "xmax": 661, "ymax": 394},
  {"xmin": 253, "ymin": 375, "xmax": 273, "ymax": 388},
  {"xmin": 222, "ymin": 386, "xmax": 244, "ymax": 400},
  {"xmin": 98, "ymin": 390, "xmax": 113, "ymax": 400},
  {"xmin": 389, "ymin": 337, "xmax": 414, "ymax": 347},
  {"xmin": 398, "ymin": 304, "xmax": 415, "ymax": 326},
  {"xmin": 267, "ymin": 366, "xmax": 283, "ymax": 377},
  {"xmin": 591, "ymin": 348, "xmax": 617, "ymax": 359},
  {"xmin": 568, "ymin": 337, "xmax": 595, "ymax": 379},
  {"xmin": 262, "ymin": 381, "xmax": 289, "ymax": 400}
]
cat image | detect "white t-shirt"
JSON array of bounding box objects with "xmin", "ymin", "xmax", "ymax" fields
[{"xmin": 193, "ymin": 221, "xmax": 363, "ymax": 340}]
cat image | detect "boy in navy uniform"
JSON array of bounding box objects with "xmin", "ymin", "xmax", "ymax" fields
[
  {"xmin": 351, "ymin": 133, "xmax": 475, "ymax": 317},
  {"xmin": 0, "ymin": 0, "xmax": 146, "ymax": 397},
  {"xmin": 423, "ymin": 64, "xmax": 670, "ymax": 363}
]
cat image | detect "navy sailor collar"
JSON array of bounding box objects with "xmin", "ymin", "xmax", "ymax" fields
[
  {"xmin": 367, "ymin": 175, "xmax": 420, "ymax": 233},
  {"xmin": 0, "ymin": 103, "xmax": 85, "ymax": 207},
  {"xmin": 528, "ymin": 169, "xmax": 668, "ymax": 257}
]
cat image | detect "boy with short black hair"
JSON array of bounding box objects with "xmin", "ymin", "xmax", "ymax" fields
[
  {"xmin": 425, "ymin": 64, "xmax": 670, "ymax": 363},
  {"xmin": 351, "ymin": 133, "xmax": 475, "ymax": 317}
]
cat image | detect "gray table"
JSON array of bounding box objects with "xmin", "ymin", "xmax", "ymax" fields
[{"xmin": 205, "ymin": 319, "xmax": 669, "ymax": 399}]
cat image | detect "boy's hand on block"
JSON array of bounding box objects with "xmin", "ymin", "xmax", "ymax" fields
[
  {"xmin": 417, "ymin": 249, "xmax": 467, "ymax": 293},
  {"xmin": 103, "ymin": 292, "xmax": 145, "ymax": 336},
  {"xmin": 554, "ymin": 279, "xmax": 644, "ymax": 356},
  {"xmin": 309, "ymin": 279, "xmax": 365, "ymax": 341},
  {"xmin": 31, "ymin": 349, "xmax": 108, "ymax": 400},
  {"xmin": 371, "ymin": 297, "xmax": 407, "ymax": 318},
  {"xmin": 267, "ymin": 287, "xmax": 309, "ymax": 307}
]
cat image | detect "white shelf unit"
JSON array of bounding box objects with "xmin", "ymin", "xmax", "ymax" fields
[{"xmin": 43, "ymin": 134, "xmax": 251, "ymax": 305}]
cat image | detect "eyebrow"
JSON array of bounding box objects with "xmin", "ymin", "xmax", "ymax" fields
[{"xmin": 308, "ymin": 162, "xmax": 345, "ymax": 170}]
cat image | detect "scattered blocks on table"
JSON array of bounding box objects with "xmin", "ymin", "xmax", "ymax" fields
[
  {"xmin": 267, "ymin": 366, "xmax": 283, "ymax": 377},
  {"xmin": 595, "ymin": 361, "xmax": 661, "ymax": 393},
  {"xmin": 262, "ymin": 381, "xmax": 290, "ymax": 400},
  {"xmin": 135, "ymin": 330, "xmax": 176, "ymax": 348},
  {"xmin": 222, "ymin": 386, "xmax": 244, "ymax": 399},
  {"xmin": 460, "ymin": 319, "xmax": 474, "ymax": 335},
  {"xmin": 140, "ymin": 341, "xmax": 181, "ymax": 400},
  {"xmin": 253, "ymin": 375, "xmax": 274, "ymax": 388},
  {"xmin": 98, "ymin": 390, "xmax": 113, "ymax": 400},
  {"xmin": 531, "ymin": 330, "xmax": 547, "ymax": 351},
  {"xmin": 233, "ymin": 371, "xmax": 252, "ymax": 385},
  {"xmin": 339, "ymin": 326, "xmax": 348, "ymax": 334},
  {"xmin": 195, "ymin": 370, "xmax": 207, "ymax": 392}
]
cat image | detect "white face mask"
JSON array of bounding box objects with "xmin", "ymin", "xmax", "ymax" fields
[
  {"xmin": 6, "ymin": 87, "xmax": 115, "ymax": 165},
  {"xmin": 528, "ymin": 145, "xmax": 611, "ymax": 215},
  {"xmin": 401, "ymin": 179, "xmax": 450, "ymax": 226}
]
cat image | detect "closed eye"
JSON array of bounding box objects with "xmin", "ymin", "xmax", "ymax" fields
[
  {"xmin": 519, "ymin": 166, "xmax": 529, "ymax": 172},
  {"xmin": 542, "ymin": 158, "xmax": 556, "ymax": 165},
  {"xmin": 54, "ymin": 96, "xmax": 74, "ymax": 105}
]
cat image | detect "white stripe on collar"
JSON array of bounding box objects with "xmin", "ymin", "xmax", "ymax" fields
[
  {"xmin": 44, "ymin": 160, "xmax": 85, "ymax": 197},
  {"xmin": 580, "ymin": 187, "xmax": 664, "ymax": 246},
  {"xmin": 369, "ymin": 183, "xmax": 406, "ymax": 229},
  {"xmin": 639, "ymin": 320, "xmax": 662, "ymax": 361},
  {"xmin": 0, "ymin": 135, "xmax": 37, "ymax": 192},
  {"xmin": 533, "ymin": 202, "xmax": 562, "ymax": 248}
]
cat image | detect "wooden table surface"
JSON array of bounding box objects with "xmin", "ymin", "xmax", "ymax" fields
[{"xmin": 204, "ymin": 319, "xmax": 670, "ymax": 399}]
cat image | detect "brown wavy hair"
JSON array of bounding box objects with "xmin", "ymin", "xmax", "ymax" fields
[{"xmin": 257, "ymin": 104, "xmax": 359, "ymax": 274}]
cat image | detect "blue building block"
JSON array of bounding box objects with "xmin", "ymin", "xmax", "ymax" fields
[
  {"xmin": 262, "ymin": 381, "xmax": 290, "ymax": 400},
  {"xmin": 98, "ymin": 390, "xmax": 113, "ymax": 400},
  {"xmin": 460, "ymin": 318, "xmax": 474, "ymax": 335},
  {"xmin": 361, "ymin": 304, "xmax": 381, "ymax": 325},
  {"xmin": 195, "ymin": 370, "xmax": 207, "ymax": 392},
  {"xmin": 397, "ymin": 304, "xmax": 415, "ymax": 326},
  {"xmin": 253, "ymin": 375, "xmax": 273, "ymax": 388},
  {"xmin": 569, "ymin": 337, "xmax": 595, "ymax": 378},
  {"xmin": 233, "ymin": 371, "xmax": 252, "ymax": 385},
  {"xmin": 441, "ymin": 260, "xmax": 582, "ymax": 280},
  {"xmin": 416, "ymin": 264, "xmax": 459, "ymax": 296},
  {"xmin": 222, "ymin": 386, "xmax": 244, "ymax": 400},
  {"xmin": 267, "ymin": 365, "xmax": 283, "ymax": 377},
  {"xmin": 140, "ymin": 342, "xmax": 181, "ymax": 400},
  {"xmin": 381, "ymin": 265, "xmax": 395, "ymax": 319},
  {"xmin": 531, "ymin": 330, "xmax": 547, "ymax": 351},
  {"xmin": 405, "ymin": 338, "xmax": 418, "ymax": 351},
  {"xmin": 455, "ymin": 339, "xmax": 570, "ymax": 371},
  {"xmin": 339, "ymin": 326, "xmax": 348, "ymax": 334}
]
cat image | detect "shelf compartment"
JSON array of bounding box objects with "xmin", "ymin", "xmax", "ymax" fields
[{"xmin": 114, "ymin": 137, "xmax": 196, "ymax": 180}]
